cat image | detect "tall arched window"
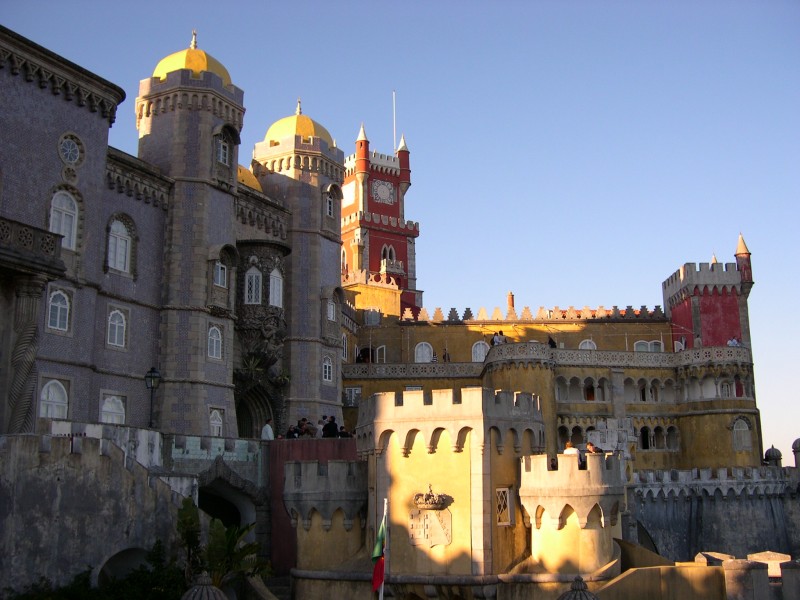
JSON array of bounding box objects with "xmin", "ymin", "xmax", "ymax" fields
[
  {"xmin": 327, "ymin": 299, "xmax": 337, "ymax": 321},
  {"xmin": 322, "ymin": 356, "xmax": 333, "ymax": 381},
  {"xmin": 48, "ymin": 290, "xmax": 70, "ymax": 331},
  {"xmin": 50, "ymin": 191, "xmax": 77, "ymax": 250},
  {"xmin": 210, "ymin": 409, "xmax": 223, "ymax": 436},
  {"xmin": 414, "ymin": 342, "xmax": 433, "ymax": 363},
  {"xmin": 732, "ymin": 419, "xmax": 752, "ymax": 451},
  {"xmin": 100, "ymin": 395, "xmax": 126, "ymax": 424},
  {"xmin": 108, "ymin": 220, "xmax": 131, "ymax": 272},
  {"xmin": 208, "ymin": 325, "xmax": 222, "ymax": 359},
  {"xmin": 107, "ymin": 310, "xmax": 126, "ymax": 347},
  {"xmin": 245, "ymin": 266, "xmax": 262, "ymax": 305},
  {"xmin": 40, "ymin": 380, "xmax": 68, "ymax": 419},
  {"xmin": 472, "ymin": 341, "xmax": 490, "ymax": 362},
  {"xmin": 269, "ymin": 268, "xmax": 283, "ymax": 308}
]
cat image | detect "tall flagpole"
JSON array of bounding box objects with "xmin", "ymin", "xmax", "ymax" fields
[{"xmin": 392, "ymin": 90, "xmax": 397, "ymax": 153}]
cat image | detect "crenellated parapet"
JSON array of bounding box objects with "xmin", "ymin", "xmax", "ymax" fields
[
  {"xmin": 343, "ymin": 149, "xmax": 401, "ymax": 177},
  {"xmin": 355, "ymin": 387, "xmax": 545, "ymax": 458},
  {"xmin": 403, "ymin": 304, "xmax": 666, "ymax": 323},
  {"xmin": 662, "ymin": 261, "xmax": 745, "ymax": 309},
  {"xmin": 233, "ymin": 193, "xmax": 290, "ymax": 243},
  {"xmin": 340, "ymin": 211, "xmax": 420, "ymax": 233},
  {"xmin": 519, "ymin": 453, "xmax": 625, "ymax": 529},
  {"xmin": 283, "ymin": 460, "xmax": 367, "ymax": 531},
  {"xmin": 633, "ymin": 465, "xmax": 789, "ymax": 500},
  {"xmin": 135, "ymin": 68, "xmax": 244, "ymax": 132}
]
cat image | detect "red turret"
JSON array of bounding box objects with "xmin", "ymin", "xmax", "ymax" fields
[
  {"xmin": 356, "ymin": 123, "xmax": 369, "ymax": 177},
  {"xmin": 735, "ymin": 233, "xmax": 753, "ymax": 289}
]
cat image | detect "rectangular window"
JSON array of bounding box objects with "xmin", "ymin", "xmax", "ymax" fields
[
  {"xmin": 217, "ymin": 139, "xmax": 230, "ymax": 165},
  {"xmin": 496, "ymin": 487, "xmax": 514, "ymax": 526},
  {"xmin": 322, "ymin": 357, "xmax": 333, "ymax": 382},
  {"xmin": 327, "ymin": 299, "xmax": 336, "ymax": 321},
  {"xmin": 326, "ymin": 196, "xmax": 334, "ymax": 217},
  {"xmin": 344, "ymin": 386, "xmax": 362, "ymax": 407},
  {"xmin": 213, "ymin": 261, "xmax": 227, "ymax": 288}
]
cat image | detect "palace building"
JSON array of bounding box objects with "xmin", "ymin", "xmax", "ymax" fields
[{"xmin": 1, "ymin": 25, "xmax": 797, "ymax": 599}]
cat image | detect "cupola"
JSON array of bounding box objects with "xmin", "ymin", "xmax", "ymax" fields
[{"xmin": 152, "ymin": 31, "xmax": 232, "ymax": 87}]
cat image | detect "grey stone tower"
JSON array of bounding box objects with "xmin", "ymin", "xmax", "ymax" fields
[
  {"xmin": 135, "ymin": 33, "xmax": 245, "ymax": 435},
  {"xmin": 252, "ymin": 101, "xmax": 346, "ymax": 427}
]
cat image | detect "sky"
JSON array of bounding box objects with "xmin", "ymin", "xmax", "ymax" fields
[{"xmin": 3, "ymin": 1, "xmax": 799, "ymax": 459}]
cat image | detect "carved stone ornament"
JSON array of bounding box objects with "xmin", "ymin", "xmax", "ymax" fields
[{"xmin": 413, "ymin": 484, "xmax": 451, "ymax": 511}]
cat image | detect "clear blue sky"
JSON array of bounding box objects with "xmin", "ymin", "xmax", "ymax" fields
[{"xmin": 4, "ymin": 1, "xmax": 799, "ymax": 460}]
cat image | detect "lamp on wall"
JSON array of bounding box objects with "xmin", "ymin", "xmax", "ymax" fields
[{"xmin": 144, "ymin": 367, "xmax": 161, "ymax": 428}]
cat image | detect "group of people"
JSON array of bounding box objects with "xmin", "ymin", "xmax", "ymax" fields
[
  {"xmin": 562, "ymin": 441, "xmax": 604, "ymax": 466},
  {"xmin": 490, "ymin": 331, "xmax": 507, "ymax": 346},
  {"xmin": 260, "ymin": 416, "xmax": 353, "ymax": 440},
  {"xmin": 727, "ymin": 337, "xmax": 742, "ymax": 347}
]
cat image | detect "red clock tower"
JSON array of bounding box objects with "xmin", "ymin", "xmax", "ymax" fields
[{"xmin": 340, "ymin": 125, "xmax": 421, "ymax": 317}]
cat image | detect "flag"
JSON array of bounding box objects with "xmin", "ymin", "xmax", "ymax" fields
[{"xmin": 372, "ymin": 502, "xmax": 387, "ymax": 592}]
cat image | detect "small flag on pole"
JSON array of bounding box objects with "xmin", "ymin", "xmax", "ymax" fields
[{"xmin": 372, "ymin": 499, "xmax": 388, "ymax": 593}]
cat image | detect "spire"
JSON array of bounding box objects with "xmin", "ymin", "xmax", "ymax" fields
[
  {"xmin": 190, "ymin": 30, "xmax": 197, "ymax": 50},
  {"xmin": 397, "ymin": 133, "xmax": 409, "ymax": 152},
  {"xmin": 735, "ymin": 232, "xmax": 751, "ymax": 256},
  {"xmin": 295, "ymin": 98, "xmax": 302, "ymax": 115},
  {"xmin": 711, "ymin": 253, "xmax": 718, "ymax": 264},
  {"xmin": 357, "ymin": 123, "xmax": 368, "ymax": 142}
]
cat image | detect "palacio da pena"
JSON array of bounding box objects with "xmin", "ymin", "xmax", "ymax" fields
[{"xmin": 1, "ymin": 24, "xmax": 799, "ymax": 600}]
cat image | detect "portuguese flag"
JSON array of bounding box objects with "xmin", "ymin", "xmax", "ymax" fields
[{"xmin": 372, "ymin": 500, "xmax": 387, "ymax": 593}]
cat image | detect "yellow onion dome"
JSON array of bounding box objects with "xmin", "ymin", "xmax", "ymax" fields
[
  {"xmin": 264, "ymin": 99, "xmax": 335, "ymax": 148},
  {"xmin": 237, "ymin": 165, "xmax": 262, "ymax": 192},
  {"xmin": 152, "ymin": 31, "xmax": 232, "ymax": 87}
]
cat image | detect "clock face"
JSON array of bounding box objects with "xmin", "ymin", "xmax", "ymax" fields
[{"xmin": 372, "ymin": 180, "xmax": 395, "ymax": 205}]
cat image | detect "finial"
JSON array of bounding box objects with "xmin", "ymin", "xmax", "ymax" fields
[
  {"xmin": 397, "ymin": 133, "xmax": 409, "ymax": 152},
  {"xmin": 736, "ymin": 232, "xmax": 751, "ymax": 256},
  {"xmin": 296, "ymin": 98, "xmax": 302, "ymax": 115},
  {"xmin": 357, "ymin": 123, "xmax": 368, "ymax": 142},
  {"xmin": 711, "ymin": 253, "xmax": 718, "ymax": 264},
  {"xmin": 190, "ymin": 30, "xmax": 197, "ymax": 49}
]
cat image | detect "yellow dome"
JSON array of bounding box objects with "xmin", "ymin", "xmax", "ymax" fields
[
  {"xmin": 152, "ymin": 31, "xmax": 232, "ymax": 87},
  {"xmin": 264, "ymin": 100, "xmax": 334, "ymax": 148},
  {"xmin": 237, "ymin": 165, "xmax": 262, "ymax": 192}
]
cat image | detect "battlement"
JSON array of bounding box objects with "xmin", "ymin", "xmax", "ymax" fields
[
  {"xmin": 139, "ymin": 67, "xmax": 243, "ymax": 100},
  {"xmin": 356, "ymin": 387, "xmax": 545, "ymax": 457},
  {"xmin": 401, "ymin": 304, "xmax": 666, "ymax": 323},
  {"xmin": 343, "ymin": 150, "xmax": 401, "ymax": 176},
  {"xmin": 519, "ymin": 452, "xmax": 625, "ymax": 529},
  {"xmin": 283, "ymin": 460, "xmax": 368, "ymax": 531},
  {"xmin": 341, "ymin": 268, "xmax": 400, "ymax": 289},
  {"xmin": 341, "ymin": 211, "xmax": 419, "ymax": 232},
  {"xmin": 633, "ymin": 465, "xmax": 789, "ymax": 499},
  {"xmin": 662, "ymin": 261, "xmax": 743, "ymax": 303}
]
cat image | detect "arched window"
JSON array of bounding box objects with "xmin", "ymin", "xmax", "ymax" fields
[
  {"xmin": 245, "ymin": 266, "xmax": 262, "ymax": 305},
  {"xmin": 415, "ymin": 342, "xmax": 434, "ymax": 363},
  {"xmin": 640, "ymin": 427, "xmax": 651, "ymax": 450},
  {"xmin": 50, "ymin": 191, "xmax": 77, "ymax": 250},
  {"xmin": 208, "ymin": 325, "xmax": 222, "ymax": 359},
  {"xmin": 107, "ymin": 310, "xmax": 126, "ymax": 347},
  {"xmin": 100, "ymin": 395, "xmax": 126, "ymax": 424},
  {"xmin": 654, "ymin": 426, "xmax": 666, "ymax": 449},
  {"xmin": 341, "ymin": 249, "xmax": 347, "ymax": 274},
  {"xmin": 40, "ymin": 380, "xmax": 68, "ymax": 419},
  {"xmin": 634, "ymin": 341, "xmax": 649, "ymax": 352},
  {"xmin": 269, "ymin": 268, "xmax": 283, "ymax": 308},
  {"xmin": 375, "ymin": 345, "xmax": 386, "ymax": 363},
  {"xmin": 48, "ymin": 290, "xmax": 70, "ymax": 331},
  {"xmin": 209, "ymin": 409, "xmax": 223, "ymax": 436},
  {"xmin": 667, "ymin": 426, "xmax": 679, "ymax": 450},
  {"xmin": 732, "ymin": 418, "xmax": 752, "ymax": 451},
  {"xmin": 322, "ymin": 356, "xmax": 333, "ymax": 381},
  {"xmin": 579, "ymin": 339, "xmax": 597, "ymax": 350},
  {"xmin": 108, "ymin": 220, "xmax": 131, "ymax": 272},
  {"xmin": 472, "ymin": 341, "xmax": 490, "ymax": 362}
]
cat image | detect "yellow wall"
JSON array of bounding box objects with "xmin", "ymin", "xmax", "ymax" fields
[{"xmin": 295, "ymin": 509, "xmax": 365, "ymax": 570}]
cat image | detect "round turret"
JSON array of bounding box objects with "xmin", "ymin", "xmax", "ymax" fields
[
  {"xmin": 152, "ymin": 31, "xmax": 232, "ymax": 87},
  {"xmin": 764, "ymin": 445, "xmax": 782, "ymax": 467},
  {"xmin": 264, "ymin": 100, "xmax": 334, "ymax": 148}
]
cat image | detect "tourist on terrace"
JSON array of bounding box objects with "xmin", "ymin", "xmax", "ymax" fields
[{"xmin": 260, "ymin": 418, "xmax": 274, "ymax": 441}]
